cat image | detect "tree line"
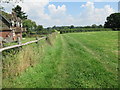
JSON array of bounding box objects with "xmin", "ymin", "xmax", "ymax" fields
[{"xmin": 1, "ymin": 5, "xmax": 120, "ymax": 36}]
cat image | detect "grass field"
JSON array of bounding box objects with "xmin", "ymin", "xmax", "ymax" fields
[
  {"xmin": 3, "ymin": 37, "xmax": 36, "ymax": 47},
  {"xmin": 3, "ymin": 31, "xmax": 118, "ymax": 88}
]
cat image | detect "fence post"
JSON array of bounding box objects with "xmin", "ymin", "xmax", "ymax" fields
[
  {"xmin": 17, "ymin": 37, "xmax": 21, "ymax": 45},
  {"xmin": 36, "ymin": 37, "xmax": 39, "ymax": 44}
]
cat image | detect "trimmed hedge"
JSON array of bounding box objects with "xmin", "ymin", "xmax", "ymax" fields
[{"xmin": 59, "ymin": 28, "xmax": 112, "ymax": 34}]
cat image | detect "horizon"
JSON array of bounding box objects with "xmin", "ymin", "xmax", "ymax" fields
[{"xmin": 0, "ymin": 0, "xmax": 119, "ymax": 28}]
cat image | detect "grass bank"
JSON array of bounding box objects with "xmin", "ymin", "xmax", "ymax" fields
[
  {"xmin": 3, "ymin": 31, "xmax": 118, "ymax": 88},
  {"xmin": 2, "ymin": 32, "xmax": 58, "ymax": 85}
]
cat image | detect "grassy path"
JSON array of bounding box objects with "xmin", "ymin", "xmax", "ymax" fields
[{"xmin": 3, "ymin": 31, "xmax": 118, "ymax": 88}]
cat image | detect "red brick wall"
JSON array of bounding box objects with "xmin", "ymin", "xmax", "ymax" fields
[
  {"xmin": 0, "ymin": 31, "xmax": 23, "ymax": 41},
  {"xmin": 0, "ymin": 31, "xmax": 13, "ymax": 39}
]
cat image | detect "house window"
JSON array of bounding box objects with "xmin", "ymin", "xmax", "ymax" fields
[
  {"xmin": 20, "ymin": 23, "xmax": 23, "ymax": 27},
  {"xmin": 14, "ymin": 21, "xmax": 17, "ymax": 27},
  {"xmin": 14, "ymin": 23, "xmax": 16, "ymax": 27}
]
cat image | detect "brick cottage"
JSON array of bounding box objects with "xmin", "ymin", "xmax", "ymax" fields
[{"xmin": 0, "ymin": 10, "xmax": 26, "ymax": 43}]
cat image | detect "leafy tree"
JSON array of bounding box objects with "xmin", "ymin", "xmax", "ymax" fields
[
  {"xmin": 52, "ymin": 26, "xmax": 56, "ymax": 29},
  {"xmin": 70, "ymin": 25, "xmax": 74, "ymax": 29},
  {"xmin": 104, "ymin": 13, "xmax": 120, "ymax": 29},
  {"xmin": 36, "ymin": 25, "xmax": 43, "ymax": 34},
  {"xmin": 23, "ymin": 19, "xmax": 37, "ymax": 36},
  {"xmin": 98, "ymin": 24, "xmax": 103, "ymax": 28},
  {"xmin": 12, "ymin": 5, "xmax": 27, "ymax": 20},
  {"xmin": 92, "ymin": 24, "xmax": 97, "ymax": 28},
  {"xmin": 0, "ymin": 6, "xmax": 4, "ymax": 11},
  {"xmin": 84, "ymin": 26, "xmax": 91, "ymax": 28},
  {"xmin": 47, "ymin": 27, "xmax": 51, "ymax": 30}
]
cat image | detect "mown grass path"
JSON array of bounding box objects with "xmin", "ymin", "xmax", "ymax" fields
[{"xmin": 3, "ymin": 31, "xmax": 118, "ymax": 88}]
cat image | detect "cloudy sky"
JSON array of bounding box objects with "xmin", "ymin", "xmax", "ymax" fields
[{"xmin": 1, "ymin": 0, "xmax": 119, "ymax": 27}]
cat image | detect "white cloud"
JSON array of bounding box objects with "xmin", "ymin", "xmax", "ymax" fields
[
  {"xmin": 79, "ymin": 2, "xmax": 115, "ymax": 25},
  {"xmin": 45, "ymin": 2, "xmax": 115, "ymax": 27},
  {"xmin": 48, "ymin": 4, "xmax": 67, "ymax": 20},
  {"xmin": 41, "ymin": 4, "xmax": 74, "ymax": 27},
  {"xmin": 17, "ymin": 0, "xmax": 50, "ymax": 20},
  {"xmin": 48, "ymin": 4, "xmax": 66, "ymax": 14},
  {"xmin": 30, "ymin": 1, "xmax": 115, "ymax": 27},
  {"xmin": 1, "ymin": 1, "xmax": 116, "ymax": 27},
  {"xmin": 1, "ymin": 0, "xmax": 52, "ymax": 27}
]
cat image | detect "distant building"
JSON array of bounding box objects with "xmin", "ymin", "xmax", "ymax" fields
[
  {"xmin": 0, "ymin": 10, "xmax": 26, "ymax": 43},
  {"xmin": 118, "ymin": 1, "xmax": 120, "ymax": 12}
]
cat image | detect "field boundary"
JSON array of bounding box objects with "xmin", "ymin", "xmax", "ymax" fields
[
  {"xmin": 0, "ymin": 36, "xmax": 47, "ymax": 52},
  {"xmin": 60, "ymin": 28, "xmax": 113, "ymax": 34}
]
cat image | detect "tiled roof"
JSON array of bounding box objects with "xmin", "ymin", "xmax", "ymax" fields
[
  {"xmin": 0, "ymin": 11, "xmax": 12, "ymax": 20},
  {"xmin": 0, "ymin": 11, "xmax": 24, "ymax": 32},
  {"xmin": 0, "ymin": 14, "xmax": 11, "ymax": 24},
  {"xmin": 0, "ymin": 28, "xmax": 12, "ymax": 31}
]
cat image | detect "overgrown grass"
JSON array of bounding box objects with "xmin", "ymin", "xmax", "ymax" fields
[
  {"xmin": 2, "ymin": 31, "xmax": 118, "ymax": 88},
  {"xmin": 2, "ymin": 32, "xmax": 58, "ymax": 85}
]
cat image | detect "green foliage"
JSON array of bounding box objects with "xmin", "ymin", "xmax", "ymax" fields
[
  {"xmin": 98, "ymin": 24, "xmax": 103, "ymax": 28},
  {"xmin": 22, "ymin": 19, "xmax": 52, "ymax": 36},
  {"xmin": 12, "ymin": 5, "xmax": 27, "ymax": 20},
  {"xmin": 70, "ymin": 25, "xmax": 74, "ymax": 29},
  {"xmin": 91, "ymin": 24, "xmax": 97, "ymax": 28},
  {"xmin": 59, "ymin": 28, "xmax": 112, "ymax": 34},
  {"xmin": 36, "ymin": 25, "xmax": 43, "ymax": 34},
  {"xmin": 104, "ymin": 13, "xmax": 120, "ymax": 29},
  {"xmin": 3, "ymin": 31, "xmax": 118, "ymax": 88},
  {"xmin": 23, "ymin": 19, "xmax": 37, "ymax": 36},
  {"xmin": 22, "ymin": 32, "xmax": 27, "ymax": 37},
  {"xmin": 2, "ymin": 33, "xmax": 58, "ymax": 88},
  {"xmin": 50, "ymin": 25, "xmax": 112, "ymax": 34},
  {"xmin": 0, "ymin": 6, "xmax": 4, "ymax": 11}
]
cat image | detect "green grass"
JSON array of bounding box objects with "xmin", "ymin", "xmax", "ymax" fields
[
  {"xmin": 3, "ymin": 37, "xmax": 36, "ymax": 47},
  {"xmin": 3, "ymin": 31, "xmax": 118, "ymax": 88},
  {"xmin": 21, "ymin": 37, "xmax": 36, "ymax": 43}
]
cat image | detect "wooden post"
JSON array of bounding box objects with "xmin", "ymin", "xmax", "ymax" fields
[
  {"xmin": 17, "ymin": 37, "xmax": 21, "ymax": 45},
  {"xmin": 36, "ymin": 37, "xmax": 39, "ymax": 44}
]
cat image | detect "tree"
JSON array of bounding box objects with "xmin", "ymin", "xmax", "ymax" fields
[
  {"xmin": 98, "ymin": 24, "xmax": 103, "ymax": 28},
  {"xmin": 12, "ymin": 5, "xmax": 27, "ymax": 20},
  {"xmin": 23, "ymin": 19, "xmax": 37, "ymax": 36},
  {"xmin": 52, "ymin": 26, "xmax": 56, "ymax": 28},
  {"xmin": 36, "ymin": 25, "xmax": 43, "ymax": 34},
  {"xmin": 0, "ymin": 6, "xmax": 4, "ymax": 11},
  {"xmin": 92, "ymin": 24, "xmax": 97, "ymax": 28},
  {"xmin": 104, "ymin": 13, "xmax": 120, "ymax": 29},
  {"xmin": 70, "ymin": 25, "xmax": 74, "ymax": 29}
]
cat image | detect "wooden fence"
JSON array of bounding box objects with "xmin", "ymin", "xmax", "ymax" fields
[{"xmin": 0, "ymin": 36, "xmax": 47, "ymax": 52}]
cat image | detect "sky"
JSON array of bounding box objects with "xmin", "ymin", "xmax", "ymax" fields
[{"xmin": 0, "ymin": 0, "xmax": 119, "ymax": 27}]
